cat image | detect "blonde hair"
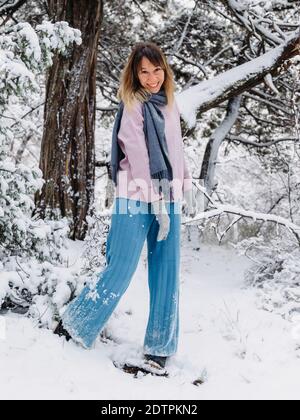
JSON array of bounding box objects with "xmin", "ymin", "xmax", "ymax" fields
[{"xmin": 117, "ymin": 42, "xmax": 176, "ymax": 110}]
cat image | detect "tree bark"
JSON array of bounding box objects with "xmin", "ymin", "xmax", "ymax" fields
[{"xmin": 34, "ymin": 0, "xmax": 103, "ymax": 240}]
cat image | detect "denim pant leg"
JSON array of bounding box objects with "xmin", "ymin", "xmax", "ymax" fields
[
  {"xmin": 143, "ymin": 202, "xmax": 182, "ymax": 357},
  {"xmin": 61, "ymin": 198, "xmax": 152, "ymax": 349}
]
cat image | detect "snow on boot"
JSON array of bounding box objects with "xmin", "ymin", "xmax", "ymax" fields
[
  {"xmin": 113, "ymin": 357, "xmax": 169, "ymax": 377},
  {"xmin": 144, "ymin": 354, "xmax": 167, "ymax": 369}
]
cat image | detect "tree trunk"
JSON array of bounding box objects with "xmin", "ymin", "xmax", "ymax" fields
[
  {"xmin": 200, "ymin": 96, "xmax": 242, "ymax": 209},
  {"xmin": 34, "ymin": 0, "xmax": 103, "ymax": 240}
]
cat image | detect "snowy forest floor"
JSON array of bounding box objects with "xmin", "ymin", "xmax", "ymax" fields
[{"xmin": 1, "ymin": 239, "xmax": 300, "ymax": 400}]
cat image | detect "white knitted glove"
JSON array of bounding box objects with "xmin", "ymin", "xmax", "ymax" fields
[
  {"xmin": 183, "ymin": 188, "xmax": 197, "ymax": 218},
  {"xmin": 152, "ymin": 199, "xmax": 170, "ymax": 242}
]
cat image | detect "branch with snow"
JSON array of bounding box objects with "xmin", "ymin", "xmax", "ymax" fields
[
  {"xmin": 183, "ymin": 181, "xmax": 300, "ymax": 245},
  {"xmin": 176, "ymin": 31, "xmax": 300, "ymax": 127},
  {"xmin": 0, "ymin": 21, "xmax": 81, "ymax": 113},
  {"xmin": 218, "ymin": 0, "xmax": 295, "ymax": 46},
  {"xmin": 0, "ymin": 0, "xmax": 27, "ymax": 17}
]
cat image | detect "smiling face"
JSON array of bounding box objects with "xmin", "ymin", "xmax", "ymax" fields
[{"xmin": 137, "ymin": 57, "xmax": 165, "ymax": 94}]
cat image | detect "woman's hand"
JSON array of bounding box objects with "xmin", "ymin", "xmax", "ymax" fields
[{"xmin": 152, "ymin": 199, "xmax": 170, "ymax": 242}]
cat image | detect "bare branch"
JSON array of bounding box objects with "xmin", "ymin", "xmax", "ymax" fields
[
  {"xmin": 227, "ymin": 135, "xmax": 298, "ymax": 148},
  {"xmin": 245, "ymin": 90, "xmax": 293, "ymax": 116}
]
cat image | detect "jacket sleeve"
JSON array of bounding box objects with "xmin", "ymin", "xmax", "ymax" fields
[{"xmin": 117, "ymin": 101, "xmax": 161, "ymax": 202}]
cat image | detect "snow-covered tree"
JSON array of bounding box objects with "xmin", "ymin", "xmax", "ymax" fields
[{"xmin": 0, "ymin": 18, "xmax": 81, "ymax": 317}]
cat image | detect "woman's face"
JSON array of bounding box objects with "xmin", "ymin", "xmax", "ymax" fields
[{"xmin": 137, "ymin": 56, "xmax": 165, "ymax": 94}]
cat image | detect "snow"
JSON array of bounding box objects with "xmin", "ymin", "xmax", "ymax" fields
[
  {"xmin": 0, "ymin": 272, "xmax": 20, "ymax": 303},
  {"xmin": 1, "ymin": 240, "xmax": 300, "ymax": 400}
]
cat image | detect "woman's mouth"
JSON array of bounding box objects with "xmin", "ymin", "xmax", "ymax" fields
[{"xmin": 148, "ymin": 82, "xmax": 159, "ymax": 89}]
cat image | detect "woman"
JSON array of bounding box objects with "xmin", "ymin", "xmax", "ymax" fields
[{"xmin": 54, "ymin": 42, "xmax": 196, "ymax": 374}]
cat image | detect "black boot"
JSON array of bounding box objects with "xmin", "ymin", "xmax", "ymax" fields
[
  {"xmin": 144, "ymin": 354, "xmax": 167, "ymax": 369},
  {"xmin": 53, "ymin": 320, "xmax": 72, "ymax": 342}
]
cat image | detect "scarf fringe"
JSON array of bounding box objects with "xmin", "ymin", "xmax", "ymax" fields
[
  {"xmin": 153, "ymin": 177, "xmax": 174, "ymax": 202},
  {"xmin": 151, "ymin": 170, "xmax": 172, "ymax": 181}
]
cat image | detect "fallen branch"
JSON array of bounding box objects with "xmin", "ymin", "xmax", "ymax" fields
[{"xmin": 183, "ymin": 181, "xmax": 300, "ymax": 245}]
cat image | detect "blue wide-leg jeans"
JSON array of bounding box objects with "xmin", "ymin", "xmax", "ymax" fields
[{"xmin": 61, "ymin": 198, "xmax": 182, "ymax": 357}]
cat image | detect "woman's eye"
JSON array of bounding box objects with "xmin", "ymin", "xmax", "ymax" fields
[{"xmin": 141, "ymin": 69, "xmax": 162, "ymax": 74}]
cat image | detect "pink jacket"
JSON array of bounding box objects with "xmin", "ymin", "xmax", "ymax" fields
[{"xmin": 116, "ymin": 98, "xmax": 193, "ymax": 203}]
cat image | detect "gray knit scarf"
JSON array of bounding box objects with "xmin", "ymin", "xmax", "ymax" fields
[{"xmin": 110, "ymin": 88, "xmax": 174, "ymax": 199}]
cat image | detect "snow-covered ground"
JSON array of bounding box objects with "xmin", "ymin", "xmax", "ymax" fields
[{"xmin": 1, "ymin": 240, "xmax": 300, "ymax": 400}]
